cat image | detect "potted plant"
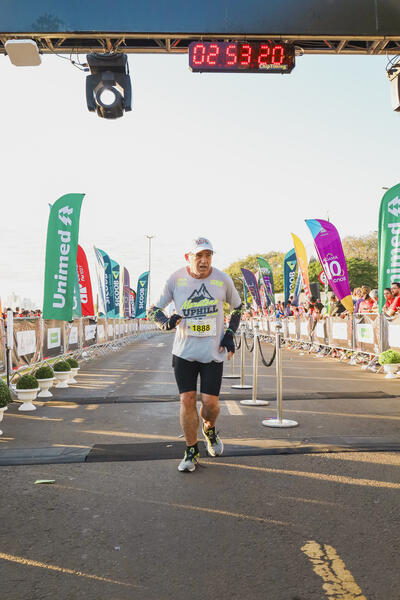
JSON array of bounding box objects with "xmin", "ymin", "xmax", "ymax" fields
[
  {"xmin": 0, "ymin": 380, "xmax": 12, "ymax": 435},
  {"xmin": 65, "ymin": 357, "xmax": 80, "ymax": 384},
  {"xmin": 378, "ymin": 349, "xmax": 400, "ymax": 379},
  {"xmin": 15, "ymin": 374, "xmax": 40, "ymax": 411},
  {"xmin": 53, "ymin": 360, "xmax": 72, "ymax": 388},
  {"xmin": 34, "ymin": 365, "xmax": 55, "ymax": 398}
]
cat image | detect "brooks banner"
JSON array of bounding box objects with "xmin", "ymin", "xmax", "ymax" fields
[
  {"xmin": 123, "ymin": 267, "xmax": 130, "ymax": 318},
  {"xmin": 378, "ymin": 184, "xmax": 400, "ymax": 312},
  {"xmin": 129, "ymin": 288, "xmax": 136, "ymax": 318},
  {"xmin": 305, "ymin": 218, "xmax": 353, "ymax": 313},
  {"xmin": 257, "ymin": 257, "xmax": 275, "ymax": 305},
  {"xmin": 97, "ymin": 249, "xmax": 115, "ymax": 318},
  {"xmin": 135, "ymin": 271, "xmax": 149, "ymax": 318},
  {"xmin": 241, "ymin": 268, "xmax": 261, "ymax": 309},
  {"xmin": 77, "ymin": 245, "xmax": 94, "ymax": 317},
  {"xmin": 284, "ymin": 248, "xmax": 297, "ymax": 304},
  {"xmin": 111, "ymin": 260, "xmax": 120, "ymax": 318},
  {"xmin": 43, "ymin": 193, "xmax": 84, "ymax": 321},
  {"xmin": 291, "ymin": 233, "xmax": 311, "ymax": 300}
]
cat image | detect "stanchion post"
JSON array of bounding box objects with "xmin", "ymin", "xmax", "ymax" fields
[
  {"xmin": 240, "ymin": 321, "xmax": 269, "ymax": 406},
  {"xmin": 232, "ymin": 322, "xmax": 252, "ymax": 390},
  {"xmin": 262, "ymin": 320, "xmax": 298, "ymax": 427}
]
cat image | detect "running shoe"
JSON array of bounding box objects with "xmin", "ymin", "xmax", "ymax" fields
[
  {"xmin": 178, "ymin": 447, "xmax": 200, "ymax": 472},
  {"xmin": 202, "ymin": 425, "xmax": 224, "ymax": 457}
]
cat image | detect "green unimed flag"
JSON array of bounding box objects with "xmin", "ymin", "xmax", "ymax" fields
[
  {"xmin": 378, "ymin": 183, "xmax": 400, "ymax": 312},
  {"xmin": 43, "ymin": 193, "xmax": 84, "ymax": 320}
]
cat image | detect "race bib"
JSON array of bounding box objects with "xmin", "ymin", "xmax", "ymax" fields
[{"xmin": 186, "ymin": 318, "xmax": 217, "ymax": 337}]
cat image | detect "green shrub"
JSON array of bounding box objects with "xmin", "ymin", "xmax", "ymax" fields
[
  {"xmin": 0, "ymin": 380, "xmax": 12, "ymax": 407},
  {"xmin": 66, "ymin": 357, "xmax": 79, "ymax": 369},
  {"xmin": 16, "ymin": 374, "xmax": 39, "ymax": 390},
  {"xmin": 378, "ymin": 349, "xmax": 400, "ymax": 365},
  {"xmin": 34, "ymin": 366, "xmax": 55, "ymax": 379},
  {"xmin": 53, "ymin": 361, "xmax": 71, "ymax": 372}
]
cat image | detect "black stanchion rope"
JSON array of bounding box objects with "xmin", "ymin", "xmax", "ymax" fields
[
  {"xmin": 244, "ymin": 333, "xmax": 255, "ymax": 353},
  {"xmin": 234, "ymin": 334, "xmax": 241, "ymax": 350},
  {"xmin": 257, "ymin": 337, "xmax": 276, "ymax": 367}
]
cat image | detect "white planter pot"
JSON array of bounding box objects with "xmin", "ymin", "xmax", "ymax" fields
[
  {"xmin": 68, "ymin": 367, "xmax": 80, "ymax": 384},
  {"xmin": 383, "ymin": 363, "xmax": 399, "ymax": 379},
  {"xmin": 54, "ymin": 371, "xmax": 71, "ymax": 388},
  {"xmin": 0, "ymin": 405, "xmax": 7, "ymax": 435},
  {"xmin": 37, "ymin": 377, "xmax": 55, "ymax": 398},
  {"xmin": 16, "ymin": 388, "xmax": 40, "ymax": 411}
]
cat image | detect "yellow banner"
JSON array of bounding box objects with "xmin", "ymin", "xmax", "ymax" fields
[{"xmin": 291, "ymin": 233, "xmax": 311, "ymax": 300}]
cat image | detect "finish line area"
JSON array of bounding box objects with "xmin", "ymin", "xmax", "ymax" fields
[{"xmin": 2, "ymin": 331, "xmax": 400, "ymax": 465}]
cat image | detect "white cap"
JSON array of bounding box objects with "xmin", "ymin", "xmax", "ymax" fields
[{"xmin": 188, "ymin": 237, "xmax": 214, "ymax": 255}]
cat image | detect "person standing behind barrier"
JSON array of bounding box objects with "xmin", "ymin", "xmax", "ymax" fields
[
  {"xmin": 383, "ymin": 282, "xmax": 400, "ymax": 317},
  {"xmin": 148, "ymin": 237, "xmax": 242, "ymax": 473},
  {"xmin": 383, "ymin": 288, "xmax": 393, "ymax": 311},
  {"xmin": 358, "ymin": 286, "xmax": 375, "ymax": 313}
]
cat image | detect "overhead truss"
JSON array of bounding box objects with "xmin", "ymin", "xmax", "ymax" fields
[{"xmin": 0, "ymin": 33, "xmax": 400, "ymax": 56}]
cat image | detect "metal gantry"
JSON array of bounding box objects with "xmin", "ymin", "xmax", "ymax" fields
[{"xmin": 0, "ymin": 33, "xmax": 399, "ymax": 56}]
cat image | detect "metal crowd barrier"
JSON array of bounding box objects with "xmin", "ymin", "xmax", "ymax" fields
[
  {"xmin": 0, "ymin": 317, "xmax": 158, "ymax": 377},
  {"xmin": 254, "ymin": 313, "xmax": 400, "ymax": 366}
]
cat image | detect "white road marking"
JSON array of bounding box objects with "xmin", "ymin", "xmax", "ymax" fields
[{"xmin": 225, "ymin": 401, "xmax": 244, "ymax": 415}]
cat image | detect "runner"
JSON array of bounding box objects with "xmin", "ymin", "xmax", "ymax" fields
[{"xmin": 148, "ymin": 237, "xmax": 242, "ymax": 472}]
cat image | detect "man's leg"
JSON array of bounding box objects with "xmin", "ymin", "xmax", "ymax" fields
[
  {"xmin": 180, "ymin": 391, "xmax": 199, "ymax": 446},
  {"xmin": 200, "ymin": 394, "xmax": 220, "ymax": 430}
]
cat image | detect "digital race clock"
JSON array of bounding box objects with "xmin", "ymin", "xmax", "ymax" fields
[{"xmin": 189, "ymin": 41, "xmax": 295, "ymax": 74}]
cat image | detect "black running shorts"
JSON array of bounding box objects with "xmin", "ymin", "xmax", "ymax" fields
[{"xmin": 172, "ymin": 354, "xmax": 224, "ymax": 396}]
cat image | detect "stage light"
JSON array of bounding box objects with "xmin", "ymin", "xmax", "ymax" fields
[{"xmin": 86, "ymin": 53, "xmax": 132, "ymax": 119}]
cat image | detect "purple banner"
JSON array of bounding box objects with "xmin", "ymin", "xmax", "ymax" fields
[
  {"xmin": 241, "ymin": 268, "xmax": 261, "ymax": 308},
  {"xmin": 123, "ymin": 267, "xmax": 130, "ymax": 318},
  {"xmin": 305, "ymin": 218, "xmax": 353, "ymax": 313}
]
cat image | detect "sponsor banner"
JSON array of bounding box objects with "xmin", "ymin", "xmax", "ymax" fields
[
  {"xmin": 283, "ymin": 248, "xmax": 297, "ymax": 305},
  {"xmin": 94, "ymin": 246, "xmax": 107, "ymax": 316},
  {"xmin": 0, "ymin": 320, "xmax": 5, "ymax": 374},
  {"xmin": 291, "ymin": 233, "xmax": 311, "ymax": 300},
  {"xmin": 312, "ymin": 318, "xmax": 328, "ymax": 345},
  {"xmin": 354, "ymin": 314, "xmax": 380, "ymax": 354},
  {"xmin": 97, "ymin": 248, "xmax": 115, "ymax": 318},
  {"xmin": 43, "ymin": 193, "xmax": 84, "ymax": 321},
  {"xmin": 287, "ymin": 316, "xmax": 299, "ymax": 339},
  {"xmin": 378, "ymin": 183, "xmax": 400, "ymax": 312},
  {"xmin": 243, "ymin": 279, "xmax": 250, "ymax": 309},
  {"xmin": 327, "ymin": 316, "xmax": 353, "ymax": 348},
  {"xmin": 12, "ymin": 318, "xmax": 41, "ymax": 368},
  {"xmin": 257, "ymin": 257, "xmax": 275, "ymax": 306},
  {"xmin": 64, "ymin": 320, "xmax": 81, "ymax": 352},
  {"xmin": 129, "ymin": 289, "xmax": 136, "ymax": 318},
  {"xmin": 299, "ymin": 316, "xmax": 311, "ymax": 342},
  {"xmin": 82, "ymin": 318, "xmax": 97, "ymax": 347},
  {"xmin": 111, "ymin": 260, "xmax": 120, "ymax": 318},
  {"xmin": 43, "ymin": 321, "xmax": 63, "ymax": 357},
  {"xmin": 292, "ymin": 271, "xmax": 302, "ymax": 307},
  {"xmin": 135, "ymin": 271, "xmax": 149, "ymax": 318},
  {"xmin": 241, "ymin": 268, "xmax": 261, "ymax": 309},
  {"xmin": 72, "ymin": 267, "xmax": 82, "ymax": 318},
  {"xmin": 387, "ymin": 314, "xmax": 400, "ymax": 349},
  {"xmin": 107, "ymin": 322, "xmax": 114, "ymax": 340},
  {"xmin": 77, "ymin": 245, "xmax": 95, "ymax": 316},
  {"xmin": 305, "ymin": 218, "xmax": 353, "ymax": 312},
  {"xmin": 123, "ymin": 268, "xmax": 130, "ymax": 318},
  {"xmin": 97, "ymin": 321, "xmax": 106, "ymax": 342}
]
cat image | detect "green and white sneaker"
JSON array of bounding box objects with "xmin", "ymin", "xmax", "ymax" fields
[
  {"xmin": 202, "ymin": 425, "xmax": 224, "ymax": 457},
  {"xmin": 178, "ymin": 446, "xmax": 200, "ymax": 472}
]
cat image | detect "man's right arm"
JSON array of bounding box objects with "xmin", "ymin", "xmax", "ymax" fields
[{"xmin": 147, "ymin": 278, "xmax": 182, "ymax": 331}]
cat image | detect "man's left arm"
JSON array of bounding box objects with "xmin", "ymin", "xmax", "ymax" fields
[{"xmin": 219, "ymin": 278, "xmax": 242, "ymax": 356}]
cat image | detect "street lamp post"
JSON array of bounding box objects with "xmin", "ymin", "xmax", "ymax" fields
[{"xmin": 145, "ymin": 234, "xmax": 155, "ymax": 308}]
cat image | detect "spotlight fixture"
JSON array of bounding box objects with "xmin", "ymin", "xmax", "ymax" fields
[{"xmin": 86, "ymin": 53, "xmax": 132, "ymax": 119}]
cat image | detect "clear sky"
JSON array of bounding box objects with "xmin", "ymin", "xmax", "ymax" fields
[{"xmin": 0, "ymin": 50, "xmax": 398, "ymax": 308}]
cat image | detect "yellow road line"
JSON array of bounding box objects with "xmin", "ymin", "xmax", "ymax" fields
[
  {"xmin": 301, "ymin": 541, "xmax": 366, "ymax": 599},
  {"xmin": 0, "ymin": 551, "xmax": 139, "ymax": 588},
  {"xmin": 204, "ymin": 461, "xmax": 400, "ymax": 489},
  {"xmin": 82, "ymin": 429, "xmax": 177, "ymax": 441},
  {"xmin": 262, "ymin": 406, "xmax": 400, "ymax": 422},
  {"xmin": 6, "ymin": 414, "xmax": 62, "ymax": 422}
]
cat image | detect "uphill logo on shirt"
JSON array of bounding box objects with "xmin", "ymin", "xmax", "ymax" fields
[{"xmin": 181, "ymin": 284, "xmax": 218, "ymax": 317}]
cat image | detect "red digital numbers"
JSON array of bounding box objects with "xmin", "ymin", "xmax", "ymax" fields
[
  {"xmin": 189, "ymin": 42, "xmax": 292, "ymax": 72},
  {"xmin": 192, "ymin": 43, "xmax": 206, "ymax": 65}
]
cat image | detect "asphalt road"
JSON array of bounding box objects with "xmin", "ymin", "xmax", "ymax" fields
[{"xmin": 1, "ymin": 332, "xmax": 400, "ymax": 599}]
